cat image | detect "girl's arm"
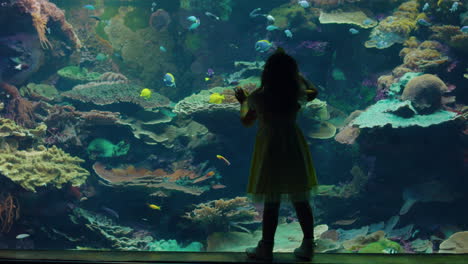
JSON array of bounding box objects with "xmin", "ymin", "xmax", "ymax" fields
[
  {"xmin": 240, "ymin": 99, "xmax": 257, "ymax": 127},
  {"xmin": 300, "ymin": 75, "xmax": 319, "ymax": 101},
  {"xmin": 235, "ymin": 87, "xmax": 257, "ymax": 127}
]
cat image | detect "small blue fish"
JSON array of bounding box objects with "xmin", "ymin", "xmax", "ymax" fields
[
  {"xmin": 298, "ymin": 0, "xmax": 310, "ymax": 8},
  {"xmin": 249, "ymin": 8, "xmax": 263, "ymax": 18},
  {"xmin": 160, "ymin": 46, "xmax": 167, "ymax": 52},
  {"xmin": 422, "ymin": 3, "xmax": 430, "ymax": 12},
  {"xmin": 189, "ymin": 21, "xmax": 201, "ymax": 30},
  {"xmin": 349, "ymin": 28, "xmax": 359, "ymax": 34},
  {"xmin": 266, "ymin": 25, "xmax": 279, "ymax": 31},
  {"xmin": 187, "ymin": 16, "xmax": 198, "ymax": 22},
  {"xmin": 284, "ymin": 29, "xmax": 293, "ymax": 38},
  {"xmin": 255, "ymin": 40, "xmax": 272, "ymax": 53},
  {"xmin": 164, "ymin": 73, "xmax": 176, "ymax": 87},
  {"xmin": 461, "ymin": 26, "xmax": 468, "ymax": 34},
  {"xmin": 83, "ymin": 4, "xmax": 95, "ymax": 10},
  {"xmin": 449, "ymin": 2, "xmax": 458, "ymax": 12},
  {"xmin": 417, "ymin": 18, "xmax": 432, "ymax": 26}
]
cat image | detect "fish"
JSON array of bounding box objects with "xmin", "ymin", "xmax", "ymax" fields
[
  {"xmin": 298, "ymin": 0, "xmax": 310, "ymax": 8},
  {"xmin": 422, "ymin": 3, "xmax": 430, "ymax": 12},
  {"xmin": 209, "ymin": 93, "xmax": 225, "ymax": 104},
  {"xmin": 95, "ymin": 53, "xmax": 107, "ymax": 61},
  {"xmin": 461, "ymin": 26, "xmax": 468, "ymax": 33},
  {"xmin": 46, "ymin": 27, "xmax": 51, "ymax": 34},
  {"xmin": 140, "ymin": 88, "xmax": 152, "ymax": 99},
  {"xmin": 193, "ymin": 171, "xmax": 216, "ymax": 183},
  {"xmin": 163, "ymin": 73, "xmax": 176, "ymax": 87},
  {"xmin": 349, "ymin": 28, "xmax": 359, "ymax": 34},
  {"xmin": 284, "ymin": 29, "xmax": 293, "ymax": 38},
  {"xmin": 266, "ymin": 25, "xmax": 279, "ymax": 31},
  {"xmin": 249, "ymin": 8, "xmax": 263, "ymax": 18},
  {"xmin": 189, "ymin": 20, "xmax": 201, "ymax": 30},
  {"xmin": 89, "ymin": 15, "xmax": 101, "ymax": 21},
  {"xmin": 437, "ymin": 0, "xmax": 443, "ymax": 6},
  {"xmin": 83, "ymin": 4, "xmax": 95, "ymax": 10},
  {"xmin": 417, "ymin": 18, "xmax": 432, "ymax": 26},
  {"xmin": 187, "ymin": 16, "xmax": 198, "ymax": 22},
  {"xmin": 206, "ymin": 68, "xmax": 214, "ymax": 81},
  {"xmin": 216, "ymin": 155, "xmax": 231, "ymax": 166},
  {"xmin": 160, "ymin": 46, "xmax": 167, "ymax": 52},
  {"xmin": 205, "ymin": 12, "xmax": 220, "ymax": 20},
  {"xmin": 449, "ymin": 2, "xmax": 458, "ymax": 12},
  {"xmin": 101, "ymin": 206, "xmax": 119, "ymax": 219},
  {"xmin": 332, "ymin": 218, "xmax": 358, "ymax": 226},
  {"xmin": 266, "ymin": 15, "xmax": 275, "ymax": 23},
  {"xmin": 151, "ymin": 2, "xmax": 157, "ymax": 12},
  {"xmin": 148, "ymin": 203, "xmax": 161, "ymax": 210},
  {"xmin": 255, "ymin": 39, "xmax": 273, "ymax": 53},
  {"xmin": 16, "ymin": 234, "xmax": 30, "ymax": 239},
  {"xmin": 211, "ymin": 184, "xmax": 227, "ymax": 189}
]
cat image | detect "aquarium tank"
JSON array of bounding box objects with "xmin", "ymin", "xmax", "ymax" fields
[{"xmin": 0, "ymin": 0, "xmax": 466, "ymax": 256}]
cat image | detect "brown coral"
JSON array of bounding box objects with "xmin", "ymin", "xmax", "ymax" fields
[
  {"xmin": 0, "ymin": 193, "xmax": 20, "ymax": 233},
  {"xmin": 0, "ymin": 82, "xmax": 37, "ymax": 128},
  {"xmin": 14, "ymin": 0, "xmax": 81, "ymax": 49},
  {"xmin": 401, "ymin": 74, "xmax": 447, "ymax": 114}
]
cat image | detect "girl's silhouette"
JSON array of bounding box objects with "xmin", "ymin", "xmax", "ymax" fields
[{"xmin": 235, "ymin": 48, "xmax": 319, "ymax": 261}]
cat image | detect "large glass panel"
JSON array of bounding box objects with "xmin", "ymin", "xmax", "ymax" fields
[{"xmin": 0, "ymin": 0, "xmax": 466, "ymax": 257}]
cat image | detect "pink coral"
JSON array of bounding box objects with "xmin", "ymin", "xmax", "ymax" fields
[{"xmin": 14, "ymin": 0, "xmax": 81, "ymax": 49}]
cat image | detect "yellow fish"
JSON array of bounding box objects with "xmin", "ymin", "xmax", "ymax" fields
[
  {"xmin": 216, "ymin": 154, "xmax": 231, "ymax": 166},
  {"xmin": 209, "ymin": 93, "xmax": 225, "ymax": 104},
  {"xmin": 437, "ymin": 0, "xmax": 443, "ymax": 6},
  {"xmin": 147, "ymin": 203, "xmax": 161, "ymax": 210},
  {"xmin": 140, "ymin": 88, "xmax": 152, "ymax": 99}
]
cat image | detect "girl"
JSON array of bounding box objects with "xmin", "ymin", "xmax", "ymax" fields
[{"xmin": 235, "ymin": 48, "xmax": 319, "ymax": 261}]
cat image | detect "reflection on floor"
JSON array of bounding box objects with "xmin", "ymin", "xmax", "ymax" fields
[{"xmin": 0, "ymin": 250, "xmax": 468, "ymax": 264}]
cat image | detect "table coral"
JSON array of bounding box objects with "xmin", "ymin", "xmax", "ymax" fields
[
  {"xmin": 319, "ymin": 9, "xmax": 378, "ymax": 29},
  {"xmin": 13, "ymin": 0, "xmax": 81, "ymax": 49},
  {"xmin": 0, "ymin": 145, "xmax": 89, "ymax": 192},
  {"xmin": 93, "ymin": 162, "xmax": 210, "ymax": 197}
]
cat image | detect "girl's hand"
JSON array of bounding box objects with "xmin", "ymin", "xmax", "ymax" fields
[{"xmin": 234, "ymin": 87, "xmax": 248, "ymax": 103}]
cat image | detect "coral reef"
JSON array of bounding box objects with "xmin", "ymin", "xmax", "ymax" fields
[
  {"xmin": 149, "ymin": 9, "xmax": 171, "ymax": 32},
  {"xmin": 365, "ymin": 1, "xmax": 422, "ymax": 49},
  {"xmin": 439, "ymin": 231, "xmax": 468, "ymax": 253},
  {"xmin": 270, "ymin": 3, "xmax": 319, "ymax": 30},
  {"xmin": 183, "ymin": 197, "xmax": 259, "ymax": 235},
  {"xmin": 399, "ymin": 38, "xmax": 449, "ymax": 73},
  {"xmin": 430, "ymin": 25, "xmax": 468, "ymax": 54},
  {"xmin": 69, "ymin": 207, "xmax": 153, "ymax": 250},
  {"xmin": 93, "ymin": 162, "xmax": 210, "ymax": 197},
  {"xmin": 57, "ymin": 66, "xmax": 102, "ymax": 89},
  {"xmin": 20, "ymin": 83, "xmax": 59, "ymax": 101},
  {"xmin": 401, "ymin": 74, "xmax": 448, "ymax": 114},
  {"xmin": 13, "ymin": 0, "xmax": 81, "ymax": 49},
  {"xmin": 317, "ymin": 165, "xmax": 369, "ymax": 199},
  {"xmin": 0, "ymin": 144, "xmax": 89, "ymax": 192},
  {"xmin": 0, "ymin": 82, "xmax": 37, "ymax": 128},
  {"xmin": 62, "ymin": 79, "xmax": 171, "ymax": 109},
  {"xmin": 319, "ymin": 9, "xmax": 378, "ymax": 29}
]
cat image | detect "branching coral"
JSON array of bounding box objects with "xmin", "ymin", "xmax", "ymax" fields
[
  {"xmin": 0, "ymin": 193, "xmax": 20, "ymax": 233},
  {"xmin": 14, "ymin": 0, "xmax": 82, "ymax": 49},
  {"xmin": 183, "ymin": 196, "xmax": 259, "ymax": 235}
]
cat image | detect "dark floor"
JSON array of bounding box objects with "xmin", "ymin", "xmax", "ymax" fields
[{"xmin": 0, "ymin": 250, "xmax": 468, "ymax": 264}]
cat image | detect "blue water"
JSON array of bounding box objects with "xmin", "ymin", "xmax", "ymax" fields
[{"xmin": 0, "ymin": 0, "xmax": 466, "ymax": 255}]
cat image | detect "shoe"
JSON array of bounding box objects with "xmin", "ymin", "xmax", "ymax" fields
[
  {"xmin": 294, "ymin": 238, "xmax": 315, "ymax": 260},
  {"xmin": 246, "ymin": 239, "xmax": 274, "ymax": 261}
]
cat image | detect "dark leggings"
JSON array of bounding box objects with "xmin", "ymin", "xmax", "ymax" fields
[{"xmin": 262, "ymin": 200, "xmax": 314, "ymax": 241}]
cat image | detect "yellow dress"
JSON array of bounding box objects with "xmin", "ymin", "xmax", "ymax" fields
[{"xmin": 246, "ymin": 89, "xmax": 318, "ymax": 203}]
